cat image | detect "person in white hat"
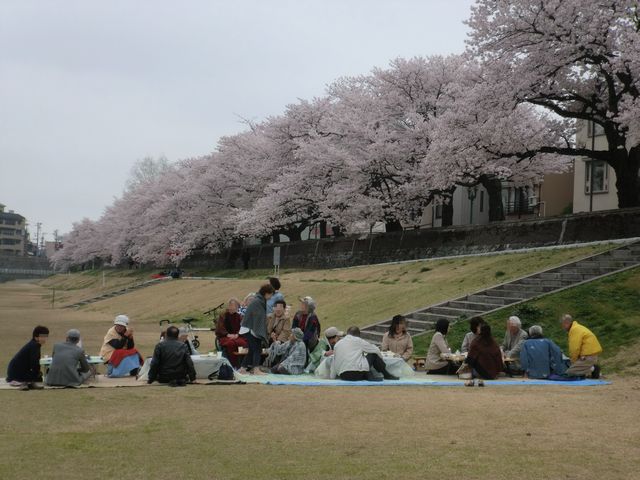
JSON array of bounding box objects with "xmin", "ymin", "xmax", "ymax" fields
[
  {"xmin": 306, "ymin": 326, "xmax": 343, "ymax": 373},
  {"xmin": 99, "ymin": 314, "xmax": 142, "ymax": 377}
]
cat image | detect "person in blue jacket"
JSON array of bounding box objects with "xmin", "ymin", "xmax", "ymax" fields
[{"xmin": 520, "ymin": 325, "xmax": 567, "ymax": 379}]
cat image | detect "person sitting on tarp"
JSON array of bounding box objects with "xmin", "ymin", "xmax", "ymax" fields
[
  {"xmin": 100, "ymin": 315, "xmax": 143, "ymax": 377},
  {"xmin": 306, "ymin": 326, "xmax": 343, "ymax": 373},
  {"xmin": 330, "ymin": 326, "xmax": 398, "ymax": 381},
  {"xmin": 561, "ymin": 314, "xmax": 603, "ymax": 379},
  {"xmin": 45, "ymin": 329, "xmax": 92, "ymax": 387},
  {"xmin": 292, "ymin": 296, "xmax": 321, "ymax": 351},
  {"xmin": 6, "ymin": 325, "xmax": 49, "ymax": 390},
  {"xmin": 381, "ymin": 315, "xmax": 414, "ymax": 362},
  {"xmin": 519, "ymin": 325, "xmax": 567, "ymax": 379},
  {"xmin": 464, "ymin": 323, "xmax": 504, "ymax": 386},
  {"xmin": 502, "ymin": 316, "xmax": 528, "ymax": 375},
  {"xmin": 148, "ymin": 326, "xmax": 196, "ymax": 387},
  {"xmin": 268, "ymin": 328, "xmax": 307, "ymax": 375},
  {"xmin": 216, "ymin": 298, "xmax": 248, "ymax": 368}
]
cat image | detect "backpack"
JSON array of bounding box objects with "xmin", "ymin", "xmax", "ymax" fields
[{"xmin": 209, "ymin": 363, "xmax": 235, "ymax": 381}]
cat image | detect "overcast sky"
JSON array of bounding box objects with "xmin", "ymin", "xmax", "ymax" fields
[{"xmin": 0, "ymin": 0, "xmax": 474, "ymax": 240}]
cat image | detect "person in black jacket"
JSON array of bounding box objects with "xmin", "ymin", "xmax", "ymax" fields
[
  {"xmin": 148, "ymin": 326, "xmax": 196, "ymax": 387},
  {"xmin": 7, "ymin": 325, "xmax": 49, "ymax": 390}
]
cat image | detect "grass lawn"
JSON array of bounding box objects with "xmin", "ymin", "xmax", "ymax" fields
[
  {"xmin": 412, "ymin": 266, "xmax": 640, "ymax": 374},
  {"xmin": 1, "ymin": 245, "xmax": 640, "ymax": 479}
]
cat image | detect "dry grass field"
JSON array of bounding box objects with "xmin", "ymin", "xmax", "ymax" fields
[{"xmin": 1, "ymin": 244, "xmax": 639, "ymax": 479}]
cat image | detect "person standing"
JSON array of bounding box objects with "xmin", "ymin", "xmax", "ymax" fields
[
  {"xmin": 6, "ymin": 325, "xmax": 49, "ymax": 390},
  {"xmin": 239, "ymin": 284, "xmax": 275, "ymax": 374},
  {"xmin": 561, "ymin": 314, "xmax": 603, "ymax": 378},
  {"xmin": 45, "ymin": 329, "xmax": 92, "ymax": 387},
  {"xmin": 266, "ymin": 277, "xmax": 284, "ymax": 315}
]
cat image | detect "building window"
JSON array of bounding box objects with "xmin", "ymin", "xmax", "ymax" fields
[
  {"xmin": 434, "ymin": 204, "xmax": 442, "ymax": 219},
  {"xmin": 479, "ymin": 191, "xmax": 484, "ymax": 213},
  {"xmin": 587, "ymin": 121, "xmax": 605, "ymax": 137},
  {"xmin": 585, "ymin": 161, "xmax": 608, "ymax": 194}
]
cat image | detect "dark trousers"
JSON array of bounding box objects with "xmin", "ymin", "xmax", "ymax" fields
[
  {"xmin": 241, "ymin": 333, "xmax": 262, "ymax": 370},
  {"xmin": 339, "ymin": 353, "xmax": 394, "ymax": 381},
  {"xmin": 426, "ymin": 363, "xmax": 458, "ymax": 375}
]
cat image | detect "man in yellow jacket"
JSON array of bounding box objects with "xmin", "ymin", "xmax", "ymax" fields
[{"xmin": 561, "ymin": 314, "xmax": 603, "ymax": 378}]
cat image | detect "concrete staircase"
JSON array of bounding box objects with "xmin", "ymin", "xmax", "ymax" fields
[
  {"xmin": 63, "ymin": 277, "xmax": 172, "ymax": 308},
  {"xmin": 360, "ymin": 241, "xmax": 640, "ymax": 344}
]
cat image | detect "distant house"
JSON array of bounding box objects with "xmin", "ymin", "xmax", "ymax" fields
[
  {"xmin": 0, "ymin": 203, "xmax": 27, "ymax": 256},
  {"xmin": 572, "ymin": 120, "xmax": 619, "ymax": 213},
  {"xmin": 419, "ymin": 171, "xmax": 574, "ymax": 228}
]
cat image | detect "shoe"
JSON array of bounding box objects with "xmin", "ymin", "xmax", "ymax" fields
[
  {"xmin": 19, "ymin": 384, "xmax": 30, "ymax": 391},
  {"xmin": 28, "ymin": 383, "xmax": 44, "ymax": 390},
  {"xmin": 464, "ymin": 380, "xmax": 475, "ymax": 387},
  {"xmin": 129, "ymin": 368, "xmax": 139, "ymax": 376},
  {"xmin": 168, "ymin": 380, "xmax": 178, "ymax": 387},
  {"xmin": 591, "ymin": 365, "xmax": 601, "ymax": 379},
  {"xmin": 477, "ymin": 380, "xmax": 485, "ymax": 387},
  {"xmin": 176, "ymin": 380, "xmax": 187, "ymax": 387},
  {"xmin": 383, "ymin": 373, "xmax": 399, "ymax": 381}
]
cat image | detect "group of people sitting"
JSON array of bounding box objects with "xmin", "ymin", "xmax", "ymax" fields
[
  {"xmin": 423, "ymin": 314, "xmax": 603, "ymax": 386},
  {"xmin": 4, "ymin": 273, "xmax": 604, "ymax": 388}
]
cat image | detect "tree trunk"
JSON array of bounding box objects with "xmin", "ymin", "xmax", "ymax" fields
[
  {"xmin": 285, "ymin": 228, "xmax": 302, "ymax": 242},
  {"xmin": 612, "ymin": 147, "xmax": 640, "ymax": 208},
  {"xmin": 331, "ymin": 225, "xmax": 344, "ymax": 237},
  {"xmin": 319, "ymin": 221, "xmax": 328, "ymax": 239},
  {"xmin": 441, "ymin": 201, "xmax": 454, "ymax": 227},
  {"xmin": 479, "ymin": 175, "xmax": 505, "ymax": 222},
  {"xmin": 385, "ymin": 219, "xmax": 403, "ymax": 232}
]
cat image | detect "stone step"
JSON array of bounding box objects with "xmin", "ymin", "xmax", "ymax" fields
[
  {"xmin": 517, "ymin": 278, "xmax": 568, "ymax": 288},
  {"xmin": 360, "ymin": 330, "xmax": 384, "ymax": 343},
  {"xmin": 447, "ymin": 300, "xmax": 499, "ymax": 312},
  {"xmin": 405, "ymin": 318, "xmax": 436, "ymax": 330},
  {"xmin": 499, "ymin": 283, "xmax": 555, "ymax": 293},
  {"xmin": 466, "ymin": 294, "xmax": 523, "ymax": 306},
  {"xmin": 409, "ymin": 312, "xmax": 458, "ymax": 322},
  {"xmin": 428, "ymin": 306, "xmax": 484, "ymax": 318},
  {"xmin": 483, "ymin": 288, "xmax": 535, "ymax": 299}
]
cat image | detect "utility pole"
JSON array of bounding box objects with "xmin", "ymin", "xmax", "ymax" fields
[{"xmin": 35, "ymin": 222, "xmax": 42, "ymax": 256}]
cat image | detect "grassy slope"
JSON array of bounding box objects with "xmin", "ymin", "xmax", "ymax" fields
[{"xmin": 413, "ymin": 266, "xmax": 640, "ymax": 374}]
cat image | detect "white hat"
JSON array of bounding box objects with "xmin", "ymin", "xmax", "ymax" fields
[{"xmin": 114, "ymin": 315, "xmax": 130, "ymax": 327}]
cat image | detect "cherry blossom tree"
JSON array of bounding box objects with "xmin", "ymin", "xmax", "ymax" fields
[{"xmin": 467, "ymin": 0, "xmax": 640, "ymax": 207}]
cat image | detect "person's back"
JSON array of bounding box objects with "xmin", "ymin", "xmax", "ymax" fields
[
  {"xmin": 46, "ymin": 334, "xmax": 91, "ymax": 387},
  {"xmin": 467, "ymin": 324, "xmax": 503, "ymax": 380},
  {"xmin": 7, "ymin": 326, "xmax": 49, "ymax": 388},
  {"xmin": 568, "ymin": 321, "xmax": 602, "ymax": 361},
  {"xmin": 148, "ymin": 328, "xmax": 196, "ymax": 385},
  {"xmin": 520, "ymin": 331, "xmax": 566, "ymax": 379}
]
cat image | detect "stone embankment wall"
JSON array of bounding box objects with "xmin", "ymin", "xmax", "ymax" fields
[{"xmin": 180, "ymin": 207, "xmax": 640, "ymax": 270}]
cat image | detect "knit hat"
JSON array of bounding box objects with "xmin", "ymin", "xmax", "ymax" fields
[
  {"xmin": 325, "ymin": 327, "xmax": 343, "ymax": 338},
  {"xmin": 114, "ymin": 315, "xmax": 129, "ymax": 327},
  {"xmin": 66, "ymin": 329, "xmax": 81, "ymax": 340},
  {"xmin": 292, "ymin": 328, "xmax": 304, "ymax": 341}
]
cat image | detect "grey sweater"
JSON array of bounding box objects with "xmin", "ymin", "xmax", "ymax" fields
[
  {"xmin": 241, "ymin": 293, "xmax": 268, "ymax": 341},
  {"xmin": 45, "ymin": 341, "xmax": 91, "ymax": 387}
]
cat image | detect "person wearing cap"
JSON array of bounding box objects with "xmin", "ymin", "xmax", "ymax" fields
[
  {"xmin": 381, "ymin": 315, "xmax": 414, "ymax": 362},
  {"xmin": 269, "ymin": 328, "xmax": 307, "ymax": 375},
  {"xmin": 100, "ymin": 314, "xmax": 142, "ymax": 377},
  {"xmin": 45, "ymin": 329, "xmax": 92, "ymax": 387},
  {"xmin": 502, "ymin": 316, "xmax": 528, "ymax": 375},
  {"xmin": 306, "ymin": 326, "xmax": 343, "ymax": 373},
  {"xmin": 216, "ymin": 298, "xmax": 248, "ymax": 368},
  {"xmin": 292, "ymin": 296, "xmax": 321, "ymax": 351},
  {"xmin": 148, "ymin": 326, "xmax": 196, "ymax": 386},
  {"xmin": 6, "ymin": 325, "xmax": 49, "ymax": 390}
]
